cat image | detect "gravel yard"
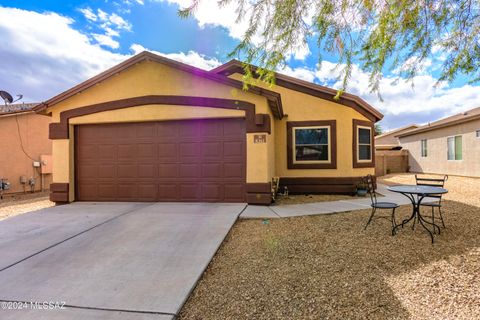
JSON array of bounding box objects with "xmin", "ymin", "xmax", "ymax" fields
[
  {"xmin": 274, "ymin": 193, "xmax": 357, "ymax": 205},
  {"xmin": 379, "ymin": 173, "xmax": 480, "ymax": 207},
  {"xmin": 0, "ymin": 192, "xmax": 54, "ymax": 221},
  {"xmin": 179, "ymin": 200, "xmax": 480, "ymax": 319}
]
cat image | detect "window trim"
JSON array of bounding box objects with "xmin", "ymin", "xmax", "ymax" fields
[
  {"xmin": 287, "ymin": 120, "xmax": 337, "ymax": 169},
  {"xmin": 292, "ymin": 125, "xmax": 331, "ymax": 164},
  {"xmin": 476, "ymin": 130, "xmax": 480, "ymax": 138},
  {"xmin": 421, "ymin": 139, "xmax": 428, "ymax": 157},
  {"xmin": 447, "ymin": 135, "xmax": 463, "ymax": 161},
  {"xmin": 352, "ymin": 119, "xmax": 375, "ymax": 168}
]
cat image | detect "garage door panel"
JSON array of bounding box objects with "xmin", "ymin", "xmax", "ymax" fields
[
  {"xmin": 224, "ymin": 184, "xmax": 246, "ymax": 202},
  {"xmin": 178, "ymin": 143, "xmax": 200, "ymax": 157},
  {"xmin": 223, "ymin": 163, "xmax": 244, "ymax": 178},
  {"xmin": 117, "ymin": 144, "xmax": 138, "ymax": 159},
  {"xmin": 76, "ymin": 119, "xmax": 246, "ymax": 202},
  {"xmin": 201, "ymin": 184, "xmax": 222, "ymax": 201},
  {"xmin": 137, "ymin": 144, "xmax": 156, "ymax": 158},
  {"xmin": 97, "ymin": 145, "xmax": 116, "ymax": 160},
  {"xmin": 223, "ymin": 141, "xmax": 244, "ymax": 157},
  {"xmin": 138, "ymin": 164, "xmax": 156, "ymax": 178},
  {"xmin": 158, "ymin": 184, "xmax": 179, "ymax": 200},
  {"xmin": 179, "ymin": 164, "xmax": 200, "ymax": 178},
  {"xmin": 201, "ymin": 163, "xmax": 222, "ymax": 178},
  {"xmin": 97, "ymin": 184, "xmax": 117, "ymax": 199},
  {"xmin": 179, "ymin": 184, "xmax": 201, "ymax": 200},
  {"xmin": 77, "ymin": 165, "xmax": 98, "ymax": 179},
  {"xmin": 117, "ymin": 165, "xmax": 138, "ymax": 178},
  {"xmin": 158, "ymin": 164, "xmax": 178, "ymax": 178},
  {"xmin": 158, "ymin": 143, "xmax": 177, "ymax": 160}
]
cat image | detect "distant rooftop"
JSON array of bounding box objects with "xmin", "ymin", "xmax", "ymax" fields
[
  {"xmin": 0, "ymin": 103, "xmax": 39, "ymax": 115},
  {"xmin": 397, "ymin": 107, "xmax": 480, "ymax": 138}
]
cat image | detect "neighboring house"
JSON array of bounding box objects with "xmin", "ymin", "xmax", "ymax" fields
[
  {"xmin": 0, "ymin": 103, "xmax": 52, "ymax": 194},
  {"xmin": 375, "ymin": 124, "xmax": 419, "ymax": 150},
  {"xmin": 397, "ymin": 107, "xmax": 480, "ymax": 177},
  {"xmin": 34, "ymin": 51, "xmax": 383, "ymax": 204}
]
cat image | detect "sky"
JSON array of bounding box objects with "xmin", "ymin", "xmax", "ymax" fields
[{"xmin": 1, "ymin": 1, "xmax": 479, "ymax": 131}]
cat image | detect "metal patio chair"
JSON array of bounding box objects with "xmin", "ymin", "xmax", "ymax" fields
[
  {"xmin": 364, "ymin": 174, "xmax": 399, "ymax": 235},
  {"xmin": 415, "ymin": 174, "xmax": 448, "ymax": 231}
]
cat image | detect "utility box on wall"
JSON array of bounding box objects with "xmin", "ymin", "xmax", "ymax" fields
[{"xmin": 40, "ymin": 154, "xmax": 53, "ymax": 174}]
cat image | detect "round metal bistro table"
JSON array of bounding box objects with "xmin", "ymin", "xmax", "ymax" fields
[{"xmin": 387, "ymin": 185, "xmax": 448, "ymax": 243}]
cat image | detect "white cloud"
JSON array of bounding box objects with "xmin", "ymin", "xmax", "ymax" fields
[
  {"xmin": 130, "ymin": 44, "xmax": 222, "ymax": 70},
  {"xmin": 93, "ymin": 34, "xmax": 120, "ymax": 49},
  {"xmin": 158, "ymin": 0, "xmax": 310, "ymax": 61},
  {"xmin": 108, "ymin": 12, "xmax": 132, "ymax": 31},
  {"xmin": 0, "ymin": 7, "xmax": 223, "ymax": 104},
  {"xmin": 79, "ymin": 7, "xmax": 97, "ymax": 21},
  {"xmin": 0, "ymin": 7, "xmax": 128, "ymax": 102},
  {"xmin": 279, "ymin": 60, "xmax": 480, "ymax": 129},
  {"xmin": 79, "ymin": 7, "xmax": 131, "ymax": 49}
]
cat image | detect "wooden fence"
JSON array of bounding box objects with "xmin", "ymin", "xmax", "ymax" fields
[{"xmin": 375, "ymin": 149, "xmax": 409, "ymax": 177}]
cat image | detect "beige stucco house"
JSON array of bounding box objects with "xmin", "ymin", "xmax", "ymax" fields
[
  {"xmin": 397, "ymin": 108, "xmax": 480, "ymax": 177},
  {"xmin": 0, "ymin": 104, "xmax": 52, "ymax": 194},
  {"xmin": 375, "ymin": 124, "xmax": 419, "ymax": 150},
  {"xmin": 34, "ymin": 51, "xmax": 383, "ymax": 204}
]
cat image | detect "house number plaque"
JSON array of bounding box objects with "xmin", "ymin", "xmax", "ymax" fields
[{"xmin": 254, "ymin": 134, "xmax": 266, "ymax": 144}]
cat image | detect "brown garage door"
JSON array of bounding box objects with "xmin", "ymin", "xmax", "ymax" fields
[{"xmin": 75, "ymin": 118, "xmax": 246, "ymax": 202}]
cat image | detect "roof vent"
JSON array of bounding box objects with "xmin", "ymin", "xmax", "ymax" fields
[{"xmin": 463, "ymin": 111, "xmax": 468, "ymax": 115}]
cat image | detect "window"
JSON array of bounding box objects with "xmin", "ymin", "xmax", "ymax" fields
[
  {"xmin": 353, "ymin": 119, "xmax": 374, "ymax": 168},
  {"xmin": 476, "ymin": 130, "xmax": 480, "ymax": 138},
  {"xmin": 447, "ymin": 135, "xmax": 462, "ymax": 160},
  {"xmin": 357, "ymin": 126, "xmax": 372, "ymax": 161},
  {"xmin": 287, "ymin": 120, "xmax": 337, "ymax": 169},
  {"xmin": 421, "ymin": 139, "xmax": 428, "ymax": 157},
  {"xmin": 293, "ymin": 127, "xmax": 330, "ymax": 162}
]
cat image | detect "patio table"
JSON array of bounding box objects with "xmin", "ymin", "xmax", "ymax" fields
[{"xmin": 387, "ymin": 185, "xmax": 448, "ymax": 243}]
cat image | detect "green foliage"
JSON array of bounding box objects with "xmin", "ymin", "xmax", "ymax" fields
[
  {"xmin": 374, "ymin": 123, "xmax": 383, "ymax": 135},
  {"xmin": 179, "ymin": 0, "xmax": 480, "ymax": 97}
]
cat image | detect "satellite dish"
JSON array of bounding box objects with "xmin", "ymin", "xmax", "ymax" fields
[{"xmin": 0, "ymin": 90, "xmax": 13, "ymax": 104}]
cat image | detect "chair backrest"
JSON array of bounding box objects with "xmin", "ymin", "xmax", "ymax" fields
[
  {"xmin": 415, "ymin": 174, "xmax": 448, "ymax": 200},
  {"xmin": 363, "ymin": 174, "xmax": 377, "ymax": 205}
]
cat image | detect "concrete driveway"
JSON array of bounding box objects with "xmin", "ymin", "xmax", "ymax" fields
[{"xmin": 0, "ymin": 202, "xmax": 245, "ymax": 319}]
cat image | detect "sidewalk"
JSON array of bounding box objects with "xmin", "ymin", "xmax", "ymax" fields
[{"xmin": 240, "ymin": 183, "xmax": 432, "ymax": 219}]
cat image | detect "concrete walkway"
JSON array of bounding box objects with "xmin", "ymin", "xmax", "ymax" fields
[
  {"xmin": 0, "ymin": 202, "xmax": 245, "ymax": 320},
  {"xmin": 240, "ymin": 183, "xmax": 431, "ymax": 219}
]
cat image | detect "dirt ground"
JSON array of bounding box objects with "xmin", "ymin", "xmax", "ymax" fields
[
  {"xmin": 179, "ymin": 200, "xmax": 480, "ymax": 320},
  {"xmin": 0, "ymin": 191, "xmax": 54, "ymax": 221},
  {"xmin": 274, "ymin": 193, "xmax": 357, "ymax": 205},
  {"xmin": 379, "ymin": 173, "xmax": 480, "ymax": 207}
]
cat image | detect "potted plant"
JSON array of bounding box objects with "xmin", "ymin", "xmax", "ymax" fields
[{"xmin": 356, "ymin": 181, "xmax": 368, "ymax": 197}]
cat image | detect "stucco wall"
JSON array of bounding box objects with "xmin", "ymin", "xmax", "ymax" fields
[
  {"xmin": 399, "ymin": 119, "xmax": 480, "ymax": 177},
  {"xmin": 0, "ymin": 112, "xmax": 52, "ymax": 193},
  {"xmin": 229, "ymin": 74, "xmax": 375, "ymax": 178}
]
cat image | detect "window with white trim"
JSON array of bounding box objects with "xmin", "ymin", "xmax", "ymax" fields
[
  {"xmin": 357, "ymin": 126, "xmax": 372, "ymax": 161},
  {"xmin": 476, "ymin": 130, "xmax": 480, "ymax": 138},
  {"xmin": 447, "ymin": 135, "xmax": 462, "ymax": 160},
  {"xmin": 293, "ymin": 126, "xmax": 330, "ymax": 163},
  {"xmin": 421, "ymin": 139, "xmax": 427, "ymax": 157}
]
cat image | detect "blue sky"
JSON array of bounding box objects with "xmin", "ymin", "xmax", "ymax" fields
[{"xmin": 1, "ymin": 0, "xmax": 479, "ymax": 130}]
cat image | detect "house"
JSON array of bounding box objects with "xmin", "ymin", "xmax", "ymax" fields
[
  {"xmin": 0, "ymin": 103, "xmax": 52, "ymax": 194},
  {"xmin": 397, "ymin": 107, "xmax": 480, "ymax": 177},
  {"xmin": 375, "ymin": 124, "xmax": 419, "ymax": 150},
  {"xmin": 34, "ymin": 51, "xmax": 383, "ymax": 204}
]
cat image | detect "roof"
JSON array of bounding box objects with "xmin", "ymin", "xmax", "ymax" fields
[
  {"xmin": 34, "ymin": 51, "xmax": 284, "ymax": 119},
  {"xmin": 375, "ymin": 124, "xmax": 419, "ymax": 140},
  {"xmin": 211, "ymin": 60, "xmax": 384, "ymax": 122},
  {"xmin": 0, "ymin": 103, "xmax": 39, "ymax": 116},
  {"xmin": 397, "ymin": 107, "xmax": 480, "ymax": 138}
]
